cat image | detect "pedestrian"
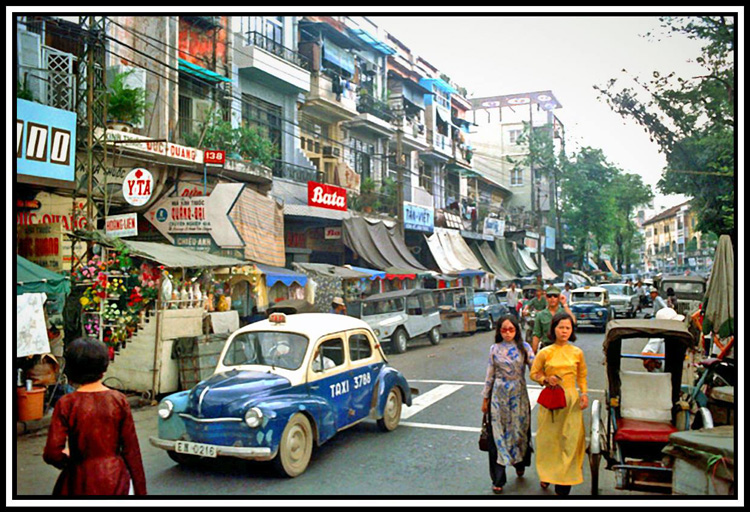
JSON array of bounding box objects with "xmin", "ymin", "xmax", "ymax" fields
[
  {"xmin": 481, "ymin": 315, "xmax": 535, "ymax": 494},
  {"xmin": 531, "ymin": 286, "xmax": 576, "ymax": 353},
  {"xmin": 649, "ymin": 287, "xmax": 668, "ymax": 316},
  {"xmin": 330, "ymin": 296, "xmax": 347, "ymax": 315},
  {"xmin": 561, "ymin": 282, "xmax": 573, "ymax": 304},
  {"xmin": 505, "ymin": 282, "xmax": 521, "ymax": 319},
  {"xmin": 43, "ymin": 337, "xmax": 147, "ymax": 496},
  {"xmin": 635, "ymin": 280, "xmax": 646, "ymax": 312},
  {"xmin": 530, "ymin": 312, "xmax": 589, "ymax": 496},
  {"xmin": 522, "ymin": 286, "xmax": 547, "ymax": 317}
]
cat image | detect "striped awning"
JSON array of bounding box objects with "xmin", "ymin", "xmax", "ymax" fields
[
  {"xmin": 178, "ymin": 58, "xmax": 232, "ymax": 83},
  {"xmin": 230, "ymin": 187, "xmax": 286, "ymax": 267}
]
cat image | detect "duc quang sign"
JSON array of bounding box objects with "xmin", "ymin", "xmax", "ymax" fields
[
  {"xmin": 403, "ymin": 202, "xmax": 434, "ymax": 233},
  {"xmin": 16, "ymin": 99, "xmax": 77, "ymax": 182}
]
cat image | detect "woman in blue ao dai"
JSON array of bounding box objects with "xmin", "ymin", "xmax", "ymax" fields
[{"xmin": 481, "ymin": 314, "xmax": 535, "ymax": 494}]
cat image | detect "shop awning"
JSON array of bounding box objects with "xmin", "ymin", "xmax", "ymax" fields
[
  {"xmin": 493, "ymin": 239, "xmax": 523, "ymax": 277},
  {"xmin": 294, "ymin": 262, "xmax": 371, "ymax": 280},
  {"xmin": 540, "ymin": 254, "xmax": 558, "ymax": 281},
  {"xmin": 603, "ymin": 259, "xmax": 619, "ymax": 276},
  {"xmin": 419, "ymin": 77, "xmax": 457, "ymax": 95},
  {"xmin": 342, "ymin": 216, "xmax": 428, "ymax": 274},
  {"xmin": 471, "ymin": 242, "xmax": 516, "ymax": 282},
  {"xmin": 254, "ymin": 263, "xmax": 308, "ymax": 288},
  {"xmin": 348, "ymin": 28, "xmax": 396, "ymax": 55},
  {"xmin": 178, "ymin": 58, "xmax": 232, "ymax": 83},
  {"xmin": 425, "ymin": 227, "xmax": 484, "ymax": 275},
  {"xmin": 348, "ymin": 266, "xmax": 387, "ymax": 281},
  {"xmin": 17, "ymin": 256, "xmax": 71, "ymax": 296},
  {"xmin": 123, "ymin": 240, "xmax": 246, "ymax": 268},
  {"xmin": 322, "ymin": 41, "xmax": 356, "ymax": 75},
  {"xmin": 517, "ymin": 247, "xmax": 539, "ymax": 274}
]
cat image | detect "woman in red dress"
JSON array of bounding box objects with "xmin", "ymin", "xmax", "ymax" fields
[{"xmin": 43, "ymin": 338, "xmax": 147, "ymax": 495}]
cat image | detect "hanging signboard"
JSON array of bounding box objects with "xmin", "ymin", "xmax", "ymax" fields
[
  {"xmin": 123, "ymin": 168, "xmax": 154, "ymax": 206},
  {"xmin": 17, "ymin": 223, "xmax": 64, "ymax": 272},
  {"xmin": 16, "ymin": 99, "xmax": 77, "ymax": 182},
  {"xmin": 403, "ymin": 202, "xmax": 434, "ymax": 233},
  {"xmin": 545, "ymin": 226, "xmax": 556, "ymax": 250},
  {"xmin": 482, "ymin": 217, "xmax": 505, "ymax": 238},
  {"xmin": 324, "ymin": 227, "xmax": 342, "ymax": 240},
  {"xmin": 97, "ymin": 128, "xmax": 204, "ymax": 164},
  {"xmin": 308, "ymin": 181, "xmax": 347, "ymax": 211},
  {"xmin": 146, "ymin": 182, "xmax": 245, "ymax": 247},
  {"xmin": 204, "ymin": 149, "xmax": 225, "ymax": 167},
  {"xmin": 105, "ymin": 213, "xmax": 138, "ymax": 238}
]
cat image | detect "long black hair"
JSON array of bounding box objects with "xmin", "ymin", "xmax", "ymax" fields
[
  {"xmin": 495, "ymin": 314, "xmax": 529, "ymax": 366},
  {"xmin": 548, "ymin": 311, "xmax": 577, "ymax": 343}
]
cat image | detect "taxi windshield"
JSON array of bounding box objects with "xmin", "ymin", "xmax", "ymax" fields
[
  {"xmin": 362, "ymin": 298, "xmax": 404, "ymax": 316},
  {"xmin": 602, "ymin": 285, "xmax": 628, "ymax": 295},
  {"xmin": 222, "ymin": 331, "xmax": 308, "ymax": 370},
  {"xmin": 572, "ymin": 291, "xmax": 603, "ymax": 303}
]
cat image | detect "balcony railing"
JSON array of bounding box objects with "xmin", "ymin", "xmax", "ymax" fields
[
  {"xmin": 272, "ymin": 159, "xmax": 322, "ymax": 184},
  {"xmin": 434, "ymin": 132, "xmax": 451, "ymax": 153},
  {"xmin": 356, "ymin": 94, "xmax": 394, "ymax": 122},
  {"xmin": 246, "ymin": 31, "xmax": 310, "ymax": 71}
]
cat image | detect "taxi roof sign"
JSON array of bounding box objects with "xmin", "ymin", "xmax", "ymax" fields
[{"xmin": 269, "ymin": 312, "xmax": 287, "ymax": 324}]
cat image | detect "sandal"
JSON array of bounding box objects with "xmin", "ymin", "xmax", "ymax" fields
[
  {"xmin": 540, "ymin": 481, "xmax": 550, "ymax": 489},
  {"xmin": 492, "ymin": 486, "xmax": 503, "ymax": 494},
  {"xmin": 516, "ymin": 468, "xmax": 525, "ymax": 477}
]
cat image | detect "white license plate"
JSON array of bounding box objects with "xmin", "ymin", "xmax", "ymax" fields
[
  {"xmin": 578, "ymin": 320, "xmax": 592, "ymax": 326},
  {"xmin": 175, "ymin": 441, "xmax": 218, "ymax": 458}
]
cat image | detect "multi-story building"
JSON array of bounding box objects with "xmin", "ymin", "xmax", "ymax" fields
[{"xmin": 641, "ymin": 201, "xmax": 712, "ymax": 274}]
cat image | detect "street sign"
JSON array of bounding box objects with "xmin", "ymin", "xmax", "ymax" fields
[
  {"xmin": 105, "ymin": 213, "xmax": 138, "ymax": 238},
  {"xmin": 123, "ymin": 168, "xmax": 154, "ymax": 206},
  {"xmin": 204, "ymin": 149, "xmax": 225, "ymax": 167},
  {"xmin": 145, "ymin": 182, "xmax": 245, "ymax": 247}
]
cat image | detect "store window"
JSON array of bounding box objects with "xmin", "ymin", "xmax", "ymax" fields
[
  {"xmin": 511, "ymin": 167, "xmax": 523, "ymax": 186},
  {"xmin": 509, "ymin": 129, "xmax": 523, "ymax": 144},
  {"xmin": 242, "ymin": 93, "xmax": 282, "ymax": 162}
]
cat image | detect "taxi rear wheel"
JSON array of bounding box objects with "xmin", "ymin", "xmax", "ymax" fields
[
  {"xmin": 274, "ymin": 413, "xmax": 313, "ymax": 478},
  {"xmin": 377, "ymin": 387, "xmax": 402, "ymax": 432}
]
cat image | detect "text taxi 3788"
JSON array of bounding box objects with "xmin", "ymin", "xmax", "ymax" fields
[{"xmin": 149, "ymin": 313, "xmax": 416, "ymax": 477}]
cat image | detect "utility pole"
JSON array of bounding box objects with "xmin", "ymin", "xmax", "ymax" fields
[
  {"xmin": 528, "ymin": 101, "xmax": 542, "ymax": 278},
  {"xmin": 396, "ymin": 117, "xmax": 404, "ymax": 227}
]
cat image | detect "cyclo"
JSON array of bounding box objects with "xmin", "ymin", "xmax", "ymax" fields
[{"xmin": 588, "ymin": 319, "xmax": 713, "ymax": 494}]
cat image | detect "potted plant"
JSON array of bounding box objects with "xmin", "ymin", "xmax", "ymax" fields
[
  {"xmin": 107, "ymin": 69, "xmax": 150, "ymax": 132},
  {"xmin": 357, "ymin": 178, "xmax": 380, "ymax": 213}
]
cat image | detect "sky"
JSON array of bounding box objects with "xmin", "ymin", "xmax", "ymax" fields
[{"xmin": 370, "ymin": 14, "xmax": 710, "ymax": 214}]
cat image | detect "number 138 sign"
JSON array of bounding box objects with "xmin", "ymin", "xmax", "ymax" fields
[{"xmin": 204, "ymin": 149, "xmax": 225, "ymax": 166}]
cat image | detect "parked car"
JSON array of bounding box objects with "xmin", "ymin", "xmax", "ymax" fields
[
  {"xmin": 432, "ymin": 286, "xmax": 478, "ymax": 336},
  {"xmin": 600, "ymin": 283, "xmax": 639, "ymax": 318},
  {"xmin": 495, "ymin": 288, "xmax": 508, "ymax": 308},
  {"xmin": 658, "ymin": 274, "xmax": 708, "ymax": 316},
  {"xmin": 359, "ymin": 289, "xmax": 441, "ymax": 353},
  {"xmin": 150, "ymin": 313, "xmax": 414, "ymax": 477},
  {"xmin": 569, "ymin": 286, "xmax": 614, "ymax": 332},
  {"xmin": 473, "ymin": 290, "xmax": 510, "ymax": 331}
]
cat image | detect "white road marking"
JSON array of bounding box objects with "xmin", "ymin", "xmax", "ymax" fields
[
  {"xmin": 399, "ymin": 421, "xmax": 538, "ymax": 438},
  {"xmin": 401, "ymin": 384, "xmax": 463, "ymax": 419},
  {"xmin": 409, "ymin": 379, "xmax": 604, "ymax": 394}
]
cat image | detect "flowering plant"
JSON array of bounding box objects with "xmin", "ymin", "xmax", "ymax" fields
[
  {"xmin": 83, "ymin": 315, "xmax": 100, "ymax": 337},
  {"xmin": 102, "ymin": 303, "xmax": 122, "ymax": 323},
  {"xmin": 72, "ymin": 255, "xmax": 106, "ymax": 283},
  {"xmin": 127, "ymin": 286, "xmax": 144, "ymax": 308},
  {"xmin": 79, "ymin": 286, "xmax": 102, "ymax": 310},
  {"xmin": 106, "ymin": 277, "xmax": 127, "ymax": 296}
]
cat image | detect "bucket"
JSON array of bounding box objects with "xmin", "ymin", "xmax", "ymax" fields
[{"xmin": 17, "ymin": 386, "xmax": 46, "ymax": 421}]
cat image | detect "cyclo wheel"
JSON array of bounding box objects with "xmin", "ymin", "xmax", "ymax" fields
[{"xmin": 589, "ymin": 399, "xmax": 603, "ymax": 495}]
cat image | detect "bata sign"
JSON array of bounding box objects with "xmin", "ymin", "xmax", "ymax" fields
[
  {"xmin": 308, "ymin": 181, "xmax": 347, "ymax": 211},
  {"xmin": 123, "ymin": 168, "xmax": 154, "ymax": 206}
]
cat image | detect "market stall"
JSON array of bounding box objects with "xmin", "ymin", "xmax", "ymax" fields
[
  {"xmin": 16, "ymin": 256, "xmax": 71, "ymax": 421},
  {"xmin": 292, "ymin": 262, "xmax": 372, "ymax": 311}
]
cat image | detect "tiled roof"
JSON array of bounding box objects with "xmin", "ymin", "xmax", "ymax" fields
[{"xmin": 642, "ymin": 201, "xmax": 691, "ymax": 226}]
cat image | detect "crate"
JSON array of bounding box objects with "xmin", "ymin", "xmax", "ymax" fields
[{"xmin": 177, "ymin": 334, "xmax": 229, "ymax": 390}]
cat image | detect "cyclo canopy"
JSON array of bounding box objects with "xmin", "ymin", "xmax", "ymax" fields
[{"xmin": 603, "ymin": 319, "xmax": 696, "ymax": 411}]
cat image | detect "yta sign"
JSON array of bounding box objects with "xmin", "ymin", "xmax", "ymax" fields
[
  {"xmin": 123, "ymin": 168, "xmax": 154, "ymax": 206},
  {"xmin": 308, "ymin": 181, "xmax": 347, "ymax": 211}
]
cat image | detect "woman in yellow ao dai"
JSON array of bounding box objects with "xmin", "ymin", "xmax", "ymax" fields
[{"xmin": 529, "ymin": 311, "xmax": 588, "ymax": 496}]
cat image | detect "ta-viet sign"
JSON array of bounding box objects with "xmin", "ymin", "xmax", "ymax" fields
[
  {"xmin": 123, "ymin": 168, "xmax": 154, "ymax": 206},
  {"xmin": 146, "ymin": 183, "xmax": 245, "ymax": 247},
  {"xmin": 403, "ymin": 202, "xmax": 434, "ymax": 232},
  {"xmin": 16, "ymin": 99, "xmax": 77, "ymax": 182},
  {"xmin": 105, "ymin": 213, "xmax": 138, "ymax": 238},
  {"xmin": 308, "ymin": 181, "xmax": 347, "ymax": 211}
]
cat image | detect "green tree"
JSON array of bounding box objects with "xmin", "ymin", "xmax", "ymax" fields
[
  {"xmin": 560, "ymin": 147, "xmax": 620, "ymax": 268},
  {"xmin": 595, "ymin": 16, "xmax": 735, "ymax": 242},
  {"xmin": 610, "ymin": 173, "xmax": 654, "ymax": 273}
]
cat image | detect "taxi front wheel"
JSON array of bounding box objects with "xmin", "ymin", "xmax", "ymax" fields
[
  {"xmin": 274, "ymin": 413, "xmax": 313, "ymax": 478},
  {"xmin": 377, "ymin": 387, "xmax": 402, "ymax": 432}
]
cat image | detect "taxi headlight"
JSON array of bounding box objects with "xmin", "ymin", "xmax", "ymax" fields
[
  {"xmin": 158, "ymin": 400, "xmax": 174, "ymax": 420},
  {"xmin": 597, "ymin": 310, "xmax": 604, "ymax": 317},
  {"xmin": 244, "ymin": 407, "xmax": 263, "ymax": 428},
  {"xmin": 374, "ymin": 328, "xmax": 381, "ymax": 336}
]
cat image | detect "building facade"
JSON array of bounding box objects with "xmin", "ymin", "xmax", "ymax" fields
[{"xmin": 641, "ymin": 201, "xmax": 712, "ymax": 274}]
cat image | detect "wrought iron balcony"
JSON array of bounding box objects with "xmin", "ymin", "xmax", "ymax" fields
[
  {"xmin": 245, "ymin": 31, "xmax": 310, "ymax": 71},
  {"xmin": 272, "ymin": 159, "xmax": 322, "ymax": 184},
  {"xmin": 356, "ymin": 93, "xmax": 394, "ymax": 122}
]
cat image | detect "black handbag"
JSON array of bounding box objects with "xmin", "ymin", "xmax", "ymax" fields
[{"xmin": 478, "ymin": 411, "xmax": 491, "ymax": 452}]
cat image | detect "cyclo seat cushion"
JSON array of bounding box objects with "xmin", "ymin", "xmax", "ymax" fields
[{"xmin": 615, "ymin": 418, "xmax": 677, "ymax": 444}]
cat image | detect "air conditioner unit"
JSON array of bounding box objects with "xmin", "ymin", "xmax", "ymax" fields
[
  {"xmin": 361, "ymin": 62, "xmax": 378, "ymax": 76},
  {"xmin": 322, "ymin": 146, "xmax": 341, "ymax": 157}
]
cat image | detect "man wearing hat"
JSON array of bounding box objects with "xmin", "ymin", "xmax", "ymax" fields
[
  {"xmin": 649, "ymin": 287, "xmax": 668, "ymax": 316},
  {"xmin": 330, "ymin": 297, "xmax": 347, "ymax": 315},
  {"xmin": 531, "ymin": 285, "xmax": 576, "ymax": 352},
  {"xmin": 641, "ymin": 307, "xmax": 686, "ymax": 372}
]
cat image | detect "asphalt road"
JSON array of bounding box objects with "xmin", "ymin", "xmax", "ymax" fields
[{"xmin": 15, "ymin": 313, "xmax": 661, "ymax": 499}]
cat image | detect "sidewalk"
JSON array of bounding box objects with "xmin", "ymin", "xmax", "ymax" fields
[{"xmin": 15, "ymin": 394, "xmax": 151, "ymax": 437}]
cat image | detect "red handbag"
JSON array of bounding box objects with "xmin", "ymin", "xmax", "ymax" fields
[{"xmin": 537, "ymin": 385, "xmax": 567, "ymax": 410}]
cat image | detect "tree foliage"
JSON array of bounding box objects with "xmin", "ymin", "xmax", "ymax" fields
[{"xmin": 594, "ymin": 16, "xmax": 735, "ymax": 240}]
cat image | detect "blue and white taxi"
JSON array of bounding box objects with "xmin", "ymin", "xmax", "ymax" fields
[
  {"xmin": 569, "ymin": 286, "xmax": 615, "ymax": 332},
  {"xmin": 149, "ymin": 313, "xmax": 414, "ymax": 477}
]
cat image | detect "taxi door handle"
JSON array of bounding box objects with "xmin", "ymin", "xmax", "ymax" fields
[{"xmin": 310, "ymin": 385, "xmax": 320, "ymax": 390}]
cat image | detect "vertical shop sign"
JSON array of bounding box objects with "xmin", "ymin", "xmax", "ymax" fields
[
  {"xmin": 16, "ymin": 99, "xmax": 77, "ymax": 182},
  {"xmin": 17, "ymin": 223, "xmax": 64, "ymax": 271}
]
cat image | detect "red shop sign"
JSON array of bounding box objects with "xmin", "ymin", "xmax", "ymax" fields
[{"xmin": 308, "ymin": 181, "xmax": 347, "ymax": 211}]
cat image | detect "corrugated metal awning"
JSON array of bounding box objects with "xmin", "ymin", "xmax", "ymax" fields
[{"xmin": 123, "ymin": 240, "xmax": 246, "ymax": 268}]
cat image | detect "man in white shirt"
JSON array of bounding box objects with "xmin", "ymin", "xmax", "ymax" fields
[
  {"xmin": 561, "ymin": 282, "xmax": 573, "ymax": 304},
  {"xmin": 650, "ymin": 287, "xmax": 668, "ymax": 316},
  {"xmin": 505, "ymin": 282, "xmax": 521, "ymax": 318}
]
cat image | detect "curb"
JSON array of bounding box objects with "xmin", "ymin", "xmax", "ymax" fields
[{"xmin": 16, "ymin": 395, "xmax": 151, "ymax": 437}]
